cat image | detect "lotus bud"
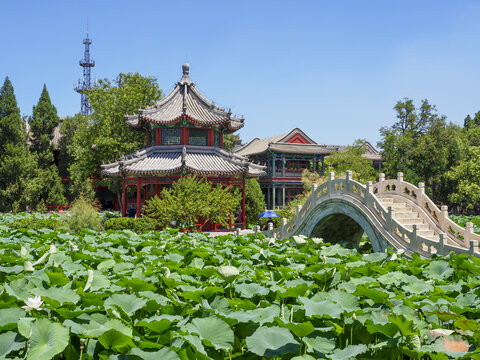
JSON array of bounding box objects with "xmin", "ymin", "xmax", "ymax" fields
[
  {"xmin": 20, "ymin": 246, "xmax": 27, "ymax": 256},
  {"xmin": 23, "ymin": 261, "xmax": 34, "ymax": 272},
  {"xmin": 84, "ymin": 269, "xmax": 94, "ymax": 292},
  {"xmin": 111, "ymin": 310, "xmax": 121, "ymax": 319},
  {"xmin": 293, "ymin": 235, "xmax": 308, "ymax": 248},
  {"xmin": 217, "ymin": 265, "xmax": 240, "ymax": 281},
  {"xmin": 49, "ymin": 244, "xmax": 57, "ymax": 254},
  {"xmin": 352, "ymin": 313, "xmax": 357, "ymax": 321},
  {"xmin": 33, "ymin": 252, "xmax": 49, "ymax": 266}
]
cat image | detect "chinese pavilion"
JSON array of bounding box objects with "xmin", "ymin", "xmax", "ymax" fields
[
  {"xmin": 101, "ymin": 63, "xmax": 265, "ymax": 229},
  {"xmin": 235, "ymin": 128, "xmax": 381, "ymax": 209}
]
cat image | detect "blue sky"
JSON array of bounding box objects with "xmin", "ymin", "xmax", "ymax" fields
[{"xmin": 1, "ymin": 0, "xmax": 480, "ymax": 147}]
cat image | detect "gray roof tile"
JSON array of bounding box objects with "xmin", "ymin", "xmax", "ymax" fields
[
  {"xmin": 126, "ymin": 64, "xmax": 244, "ymax": 131},
  {"xmin": 101, "ymin": 145, "xmax": 265, "ymax": 177}
]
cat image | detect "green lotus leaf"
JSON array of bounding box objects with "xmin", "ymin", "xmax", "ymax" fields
[
  {"xmin": 228, "ymin": 305, "xmax": 280, "ymax": 324},
  {"xmin": 328, "ymin": 290, "xmax": 359, "ymax": 312},
  {"xmin": 89, "ymin": 271, "xmax": 111, "ymax": 291},
  {"xmin": 327, "ymin": 344, "xmax": 368, "ymax": 360},
  {"xmin": 365, "ymin": 320, "xmax": 399, "ymax": 337},
  {"xmin": 33, "ymin": 286, "xmax": 80, "ymax": 306},
  {"xmin": 363, "ymin": 252, "xmax": 388, "ymax": 263},
  {"xmin": 302, "ymin": 333, "xmax": 335, "ymax": 354},
  {"xmin": 275, "ymin": 318, "xmax": 315, "ymax": 338},
  {"xmin": 136, "ymin": 314, "xmax": 183, "ymax": 333},
  {"xmin": 183, "ymin": 316, "xmax": 234, "ymax": 351},
  {"xmin": 0, "ymin": 331, "xmax": 24, "ymax": 358},
  {"xmin": 98, "ymin": 328, "xmax": 135, "ymax": 352},
  {"xmin": 423, "ymin": 260, "xmax": 453, "ymax": 281},
  {"xmin": 235, "ymin": 282, "xmax": 269, "ymax": 298},
  {"xmin": 291, "ymin": 355, "xmax": 317, "ymax": 360},
  {"xmin": 300, "ymin": 298, "xmax": 342, "ymax": 319},
  {"xmin": 389, "ymin": 314, "xmax": 417, "ymax": 336},
  {"xmin": 97, "ymin": 259, "xmax": 116, "ymax": 271},
  {"xmin": 182, "ymin": 334, "xmax": 207, "ymax": 356},
  {"xmin": 104, "ymin": 293, "xmax": 148, "ymax": 316},
  {"xmin": 354, "ymin": 284, "xmax": 390, "ymax": 304},
  {"xmin": 27, "ymin": 318, "xmax": 69, "ymax": 360},
  {"xmin": 246, "ymin": 326, "xmax": 300, "ymax": 358},
  {"xmin": 0, "ymin": 307, "xmax": 26, "ymax": 330},
  {"xmin": 4, "ymin": 278, "xmax": 35, "ymax": 301},
  {"xmin": 17, "ymin": 317, "xmax": 35, "ymax": 338},
  {"xmin": 129, "ymin": 346, "xmax": 180, "ymax": 360}
]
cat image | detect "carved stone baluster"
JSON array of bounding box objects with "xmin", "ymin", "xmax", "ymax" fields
[
  {"xmin": 378, "ymin": 173, "xmax": 385, "ymax": 196},
  {"xmin": 418, "ymin": 182, "xmax": 425, "ymax": 208}
]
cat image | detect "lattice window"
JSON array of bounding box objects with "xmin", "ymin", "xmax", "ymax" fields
[
  {"xmin": 189, "ymin": 128, "xmax": 208, "ymax": 146},
  {"xmin": 162, "ymin": 128, "xmax": 181, "ymax": 145}
]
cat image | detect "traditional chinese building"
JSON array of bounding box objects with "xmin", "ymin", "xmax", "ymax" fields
[
  {"xmin": 235, "ymin": 128, "xmax": 381, "ymax": 209},
  {"xmin": 101, "ymin": 63, "xmax": 265, "ymax": 229}
]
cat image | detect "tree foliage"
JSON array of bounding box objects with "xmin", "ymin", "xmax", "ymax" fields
[
  {"xmin": 144, "ymin": 176, "xmax": 240, "ymax": 230},
  {"xmin": 69, "ymin": 73, "xmax": 162, "ymax": 201},
  {"xmin": 324, "ymin": 139, "xmax": 378, "ymax": 183},
  {"xmin": 28, "ymin": 84, "xmax": 65, "ymax": 207},
  {"xmin": 378, "ymin": 98, "xmax": 462, "ymax": 204},
  {"xmin": 223, "ymin": 134, "xmax": 241, "ymax": 152},
  {"xmin": 244, "ymin": 178, "xmax": 266, "ymax": 225},
  {"xmin": 0, "ymin": 77, "xmax": 38, "ymax": 211}
]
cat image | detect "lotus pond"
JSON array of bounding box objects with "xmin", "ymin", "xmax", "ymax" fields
[{"xmin": 0, "ymin": 220, "xmax": 480, "ymax": 359}]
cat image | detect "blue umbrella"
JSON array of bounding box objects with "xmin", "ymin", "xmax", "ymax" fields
[{"xmin": 259, "ymin": 210, "xmax": 279, "ymax": 218}]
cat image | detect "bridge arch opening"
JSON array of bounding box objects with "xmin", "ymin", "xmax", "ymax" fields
[
  {"xmin": 299, "ymin": 199, "xmax": 388, "ymax": 252},
  {"xmin": 310, "ymin": 213, "xmax": 366, "ymax": 248}
]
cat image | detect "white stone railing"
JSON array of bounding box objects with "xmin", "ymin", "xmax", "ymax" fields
[{"xmin": 262, "ymin": 171, "xmax": 479, "ymax": 258}]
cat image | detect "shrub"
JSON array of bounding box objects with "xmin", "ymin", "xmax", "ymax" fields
[
  {"xmin": 104, "ymin": 217, "xmax": 157, "ymax": 234},
  {"xmin": 8, "ymin": 217, "xmax": 63, "ymax": 230},
  {"xmin": 64, "ymin": 197, "xmax": 102, "ymax": 233}
]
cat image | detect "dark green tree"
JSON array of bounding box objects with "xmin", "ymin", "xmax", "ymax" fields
[
  {"xmin": 463, "ymin": 111, "xmax": 480, "ymax": 129},
  {"xmin": 29, "ymin": 84, "xmax": 65, "ymax": 207},
  {"xmin": 0, "ymin": 77, "xmax": 37, "ymax": 211}
]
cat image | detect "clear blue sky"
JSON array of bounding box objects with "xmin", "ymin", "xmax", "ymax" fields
[{"xmin": 1, "ymin": 0, "xmax": 480, "ymax": 147}]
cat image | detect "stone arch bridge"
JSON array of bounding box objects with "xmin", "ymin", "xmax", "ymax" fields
[{"xmin": 263, "ymin": 171, "xmax": 480, "ymax": 258}]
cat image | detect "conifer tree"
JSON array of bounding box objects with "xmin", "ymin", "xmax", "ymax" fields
[
  {"xmin": 29, "ymin": 84, "xmax": 65, "ymax": 207},
  {"xmin": 0, "ymin": 77, "xmax": 37, "ymax": 211}
]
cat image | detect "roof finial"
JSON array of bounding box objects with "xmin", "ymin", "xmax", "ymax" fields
[{"xmin": 182, "ymin": 63, "xmax": 190, "ymax": 75}]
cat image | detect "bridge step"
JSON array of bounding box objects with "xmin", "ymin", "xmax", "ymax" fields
[{"xmin": 379, "ymin": 197, "xmax": 439, "ymax": 241}]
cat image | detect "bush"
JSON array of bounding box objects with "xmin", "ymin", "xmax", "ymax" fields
[
  {"xmin": 104, "ymin": 217, "xmax": 157, "ymax": 234},
  {"xmin": 102, "ymin": 211, "xmax": 122, "ymax": 222},
  {"xmin": 64, "ymin": 197, "xmax": 102, "ymax": 233},
  {"xmin": 8, "ymin": 217, "xmax": 63, "ymax": 230}
]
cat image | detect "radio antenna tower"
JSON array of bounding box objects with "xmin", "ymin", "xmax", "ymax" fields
[{"xmin": 74, "ymin": 25, "xmax": 95, "ymax": 115}]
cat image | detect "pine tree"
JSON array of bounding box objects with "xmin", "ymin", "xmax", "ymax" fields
[
  {"xmin": 0, "ymin": 77, "xmax": 25, "ymax": 153},
  {"xmin": 0, "ymin": 77, "xmax": 37, "ymax": 211},
  {"xmin": 29, "ymin": 84, "xmax": 65, "ymax": 207}
]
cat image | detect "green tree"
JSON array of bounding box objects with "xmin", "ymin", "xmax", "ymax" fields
[
  {"xmin": 57, "ymin": 113, "xmax": 89, "ymax": 202},
  {"xmin": 244, "ymin": 178, "xmax": 266, "ymax": 225},
  {"xmin": 324, "ymin": 139, "xmax": 378, "ymax": 183},
  {"xmin": 223, "ymin": 134, "xmax": 241, "ymax": 151},
  {"xmin": 70, "ymin": 73, "xmax": 162, "ymax": 203},
  {"xmin": 378, "ymin": 98, "xmax": 461, "ymax": 203},
  {"xmin": 0, "ymin": 77, "xmax": 37, "ymax": 211},
  {"xmin": 448, "ymin": 146, "xmax": 480, "ymax": 211},
  {"xmin": 29, "ymin": 84, "xmax": 65, "ymax": 207},
  {"xmin": 144, "ymin": 176, "xmax": 240, "ymax": 230},
  {"xmin": 463, "ymin": 111, "xmax": 480, "ymax": 129}
]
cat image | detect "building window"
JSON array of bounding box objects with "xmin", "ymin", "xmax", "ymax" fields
[
  {"xmin": 214, "ymin": 131, "xmax": 221, "ymax": 147},
  {"xmin": 162, "ymin": 128, "xmax": 181, "ymax": 145},
  {"xmin": 189, "ymin": 128, "xmax": 208, "ymax": 146}
]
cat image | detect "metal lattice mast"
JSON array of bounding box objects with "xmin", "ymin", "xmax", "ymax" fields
[{"xmin": 74, "ymin": 28, "xmax": 95, "ymax": 115}]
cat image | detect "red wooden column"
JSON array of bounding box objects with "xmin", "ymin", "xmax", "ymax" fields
[
  {"xmin": 136, "ymin": 177, "xmax": 142, "ymax": 218},
  {"xmin": 122, "ymin": 179, "xmax": 127, "ymax": 217},
  {"xmin": 241, "ymin": 178, "xmax": 246, "ymax": 230},
  {"xmin": 227, "ymin": 178, "xmax": 232, "ymax": 231}
]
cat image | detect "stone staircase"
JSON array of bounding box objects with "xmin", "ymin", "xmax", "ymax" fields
[{"xmin": 379, "ymin": 198, "xmax": 439, "ymax": 241}]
